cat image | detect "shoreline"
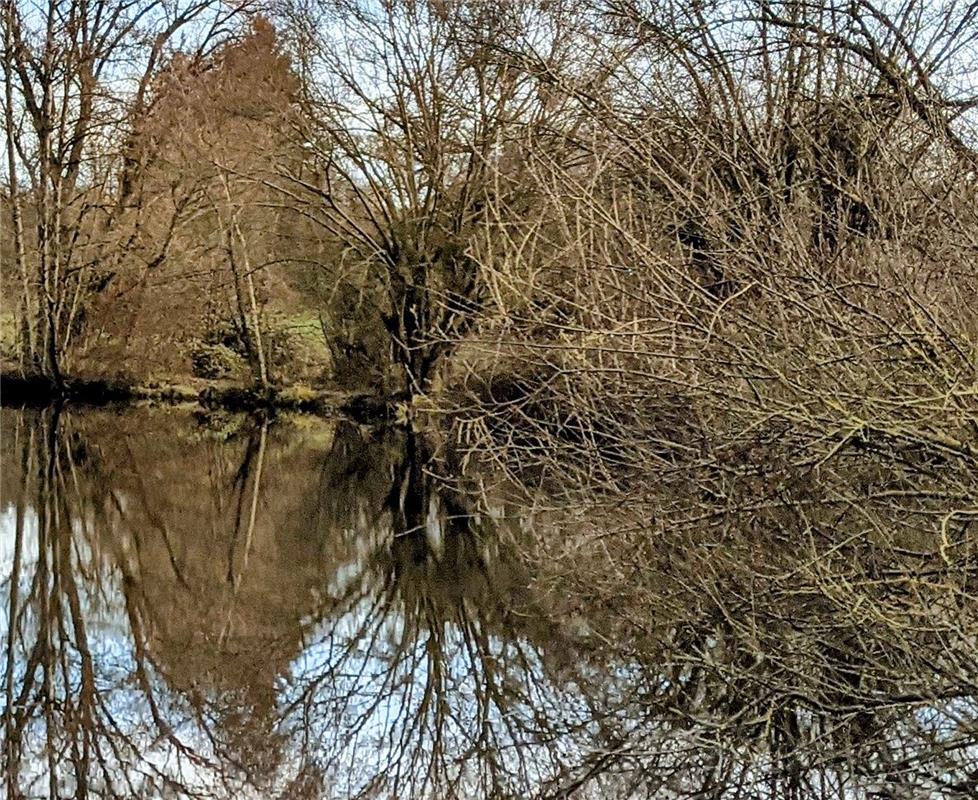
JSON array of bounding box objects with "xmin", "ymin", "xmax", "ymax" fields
[{"xmin": 0, "ymin": 371, "xmax": 396, "ymax": 422}]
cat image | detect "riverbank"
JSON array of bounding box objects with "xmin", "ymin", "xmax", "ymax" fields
[{"xmin": 0, "ymin": 371, "xmax": 395, "ymax": 421}]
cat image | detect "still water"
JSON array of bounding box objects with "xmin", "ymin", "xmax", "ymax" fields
[{"xmin": 1, "ymin": 406, "xmax": 977, "ymax": 799}]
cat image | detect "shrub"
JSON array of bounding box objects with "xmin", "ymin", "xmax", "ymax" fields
[{"xmin": 190, "ymin": 343, "xmax": 245, "ymax": 380}]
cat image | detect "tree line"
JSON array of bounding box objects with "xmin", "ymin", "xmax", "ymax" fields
[{"xmin": 3, "ymin": 0, "xmax": 976, "ymax": 452}]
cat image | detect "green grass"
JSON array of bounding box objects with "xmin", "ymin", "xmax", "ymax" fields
[
  {"xmin": 0, "ymin": 311, "xmax": 19, "ymax": 362},
  {"xmin": 267, "ymin": 312, "xmax": 333, "ymax": 379},
  {"xmin": 274, "ymin": 313, "xmax": 328, "ymax": 345}
]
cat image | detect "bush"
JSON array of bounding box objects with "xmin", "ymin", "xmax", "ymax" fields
[{"xmin": 191, "ymin": 343, "xmax": 245, "ymax": 380}]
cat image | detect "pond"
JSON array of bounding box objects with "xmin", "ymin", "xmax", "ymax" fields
[{"xmin": 1, "ymin": 406, "xmax": 977, "ymax": 799}]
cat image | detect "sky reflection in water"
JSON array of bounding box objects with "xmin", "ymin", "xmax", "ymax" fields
[{"xmin": 2, "ymin": 406, "xmax": 977, "ymax": 799}]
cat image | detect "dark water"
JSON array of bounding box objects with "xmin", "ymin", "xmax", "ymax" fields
[{"xmin": 2, "ymin": 407, "xmax": 977, "ymax": 799}]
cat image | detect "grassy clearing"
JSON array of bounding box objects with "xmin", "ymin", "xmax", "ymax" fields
[
  {"xmin": 0, "ymin": 312, "xmax": 18, "ymax": 362},
  {"xmin": 268, "ymin": 311, "xmax": 333, "ymax": 382}
]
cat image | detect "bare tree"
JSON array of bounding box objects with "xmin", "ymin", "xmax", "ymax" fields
[
  {"xmin": 1, "ymin": 0, "xmax": 250, "ymax": 386},
  {"xmin": 272, "ymin": 0, "xmax": 595, "ymax": 396}
]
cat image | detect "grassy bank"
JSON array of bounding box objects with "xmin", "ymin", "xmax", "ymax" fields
[
  {"xmin": 0, "ymin": 308, "xmax": 397, "ymax": 418},
  {"xmin": 0, "ymin": 371, "xmax": 394, "ymax": 421}
]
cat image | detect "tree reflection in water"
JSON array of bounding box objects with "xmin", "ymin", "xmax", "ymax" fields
[
  {"xmin": 0, "ymin": 407, "xmax": 592, "ymax": 799},
  {"xmin": 1, "ymin": 407, "xmax": 977, "ymax": 799}
]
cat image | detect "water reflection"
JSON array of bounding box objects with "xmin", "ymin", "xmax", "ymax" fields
[
  {"xmin": 2, "ymin": 407, "xmax": 977, "ymax": 799},
  {"xmin": 0, "ymin": 407, "xmax": 591, "ymax": 799}
]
